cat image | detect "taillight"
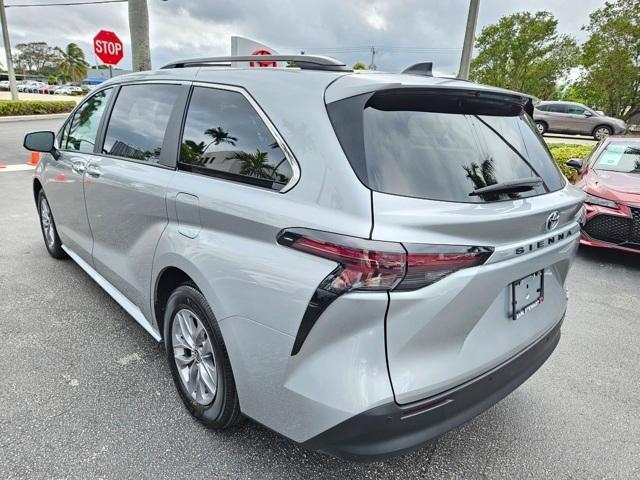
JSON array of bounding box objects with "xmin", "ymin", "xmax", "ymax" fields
[
  {"xmin": 278, "ymin": 230, "xmax": 406, "ymax": 294},
  {"xmin": 277, "ymin": 228, "xmax": 493, "ymax": 355},
  {"xmin": 398, "ymin": 244, "xmax": 493, "ymax": 290}
]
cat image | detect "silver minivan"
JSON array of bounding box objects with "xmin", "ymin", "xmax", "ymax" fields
[{"xmin": 24, "ymin": 55, "xmax": 584, "ymax": 460}]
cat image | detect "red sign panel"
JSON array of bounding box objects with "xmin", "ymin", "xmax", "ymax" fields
[
  {"xmin": 249, "ymin": 48, "xmax": 277, "ymax": 68},
  {"xmin": 94, "ymin": 30, "xmax": 124, "ymax": 66}
]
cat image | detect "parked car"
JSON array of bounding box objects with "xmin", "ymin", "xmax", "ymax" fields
[
  {"xmin": 24, "ymin": 55, "xmax": 584, "ymax": 460},
  {"xmin": 25, "ymin": 81, "xmax": 46, "ymax": 93},
  {"xmin": 37, "ymin": 85, "xmax": 56, "ymax": 94},
  {"xmin": 567, "ymin": 136, "xmax": 640, "ymax": 253},
  {"xmin": 55, "ymin": 85, "xmax": 83, "ymax": 95},
  {"xmin": 533, "ymin": 101, "xmax": 627, "ymax": 140},
  {"xmin": 0, "ymin": 80, "xmax": 9, "ymax": 90}
]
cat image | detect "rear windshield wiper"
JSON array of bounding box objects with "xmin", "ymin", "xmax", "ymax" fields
[{"xmin": 469, "ymin": 176, "xmax": 543, "ymax": 197}]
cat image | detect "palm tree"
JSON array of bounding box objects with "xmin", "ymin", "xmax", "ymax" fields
[
  {"xmin": 204, "ymin": 127, "xmax": 238, "ymax": 147},
  {"xmin": 230, "ymin": 150, "xmax": 272, "ymax": 178},
  {"xmin": 55, "ymin": 43, "xmax": 89, "ymax": 83},
  {"xmin": 180, "ymin": 140, "xmax": 206, "ymax": 165}
]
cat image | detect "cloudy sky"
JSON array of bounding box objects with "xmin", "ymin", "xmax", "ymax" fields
[{"xmin": 1, "ymin": 0, "xmax": 605, "ymax": 74}]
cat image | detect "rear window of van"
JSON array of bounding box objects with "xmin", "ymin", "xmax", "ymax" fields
[{"xmin": 327, "ymin": 89, "xmax": 565, "ymax": 203}]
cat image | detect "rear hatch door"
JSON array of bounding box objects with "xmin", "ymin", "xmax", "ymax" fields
[{"xmin": 327, "ymin": 85, "xmax": 585, "ymax": 404}]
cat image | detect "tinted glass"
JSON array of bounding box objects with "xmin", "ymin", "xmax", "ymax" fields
[
  {"xmin": 179, "ymin": 87, "xmax": 292, "ymax": 190},
  {"xmin": 594, "ymin": 142, "xmax": 640, "ymax": 173},
  {"xmin": 328, "ymin": 90, "xmax": 565, "ymax": 203},
  {"xmin": 103, "ymin": 84, "xmax": 179, "ymax": 162},
  {"xmin": 537, "ymin": 104, "xmax": 549, "ymax": 111},
  {"xmin": 63, "ymin": 88, "xmax": 111, "ymax": 152},
  {"xmin": 547, "ymin": 104, "xmax": 568, "ymax": 113},
  {"xmin": 567, "ymin": 105, "xmax": 587, "ymax": 115}
]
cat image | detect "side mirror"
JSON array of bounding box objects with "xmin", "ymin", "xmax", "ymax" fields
[
  {"xmin": 24, "ymin": 131, "xmax": 59, "ymax": 159},
  {"xmin": 584, "ymin": 111, "xmax": 593, "ymax": 117},
  {"xmin": 566, "ymin": 158, "xmax": 583, "ymax": 171}
]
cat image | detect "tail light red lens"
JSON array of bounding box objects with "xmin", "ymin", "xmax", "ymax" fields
[
  {"xmin": 398, "ymin": 246, "xmax": 493, "ymax": 290},
  {"xmin": 277, "ymin": 229, "xmax": 493, "ymax": 294},
  {"xmin": 277, "ymin": 230, "xmax": 406, "ymax": 294}
]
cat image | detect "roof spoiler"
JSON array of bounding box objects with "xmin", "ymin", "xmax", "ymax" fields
[{"xmin": 161, "ymin": 55, "xmax": 351, "ymax": 72}]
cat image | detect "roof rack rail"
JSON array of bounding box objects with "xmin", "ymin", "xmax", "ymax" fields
[{"xmin": 161, "ymin": 55, "xmax": 352, "ymax": 72}]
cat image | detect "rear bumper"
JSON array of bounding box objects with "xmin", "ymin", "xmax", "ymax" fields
[{"xmin": 303, "ymin": 316, "xmax": 563, "ymax": 461}]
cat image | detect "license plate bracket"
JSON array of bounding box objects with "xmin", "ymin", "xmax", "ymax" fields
[{"xmin": 511, "ymin": 269, "xmax": 544, "ymax": 320}]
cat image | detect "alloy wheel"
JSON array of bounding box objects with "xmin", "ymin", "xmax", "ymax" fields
[
  {"xmin": 171, "ymin": 308, "xmax": 218, "ymax": 406},
  {"xmin": 40, "ymin": 198, "xmax": 56, "ymax": 248},
  {"xmin": 594, "ymin": 127, "xmax": 611, "ymax": 140}
]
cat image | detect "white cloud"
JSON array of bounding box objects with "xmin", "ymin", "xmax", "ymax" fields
[{"xmin": 1, "ymin": 0, "xmax": 607, "ymax": 73}]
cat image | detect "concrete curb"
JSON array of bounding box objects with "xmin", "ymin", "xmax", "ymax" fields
[{"xmin": 0, "ymin": 113, "xmax": 69, "ymax": 123}]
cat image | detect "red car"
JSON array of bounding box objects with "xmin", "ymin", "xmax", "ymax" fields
[{"xmin": 567, "ymin": 136, "xmax": 640, "ymax": 253}]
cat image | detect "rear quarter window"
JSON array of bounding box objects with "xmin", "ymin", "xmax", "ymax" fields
[{"xmin": 178, "ymin": 87, "xmax": 293, "ymax": 191}]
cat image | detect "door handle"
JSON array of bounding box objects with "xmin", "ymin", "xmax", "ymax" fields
[
  {"xmin": 86, "ymin": 165, "xmax": 102, "ymax": 178},
  {"xmin": 71, "ymin": 161, "xmax": 86, "ymax": 174}
]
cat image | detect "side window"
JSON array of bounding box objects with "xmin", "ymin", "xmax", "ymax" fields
[
  {"xmin": 537, "ymin": 104, "xmax": 549, "ymax": 112},
  {"xmin": 548, "ymin": 104, "xmax": 568, "ymax": 114},
  {"xmin": 103, "ymin": 84, "xmax": 180, "ymax": 163},
  {"xmin": 567, "ymin": 105, "xmax": 586, "ymax": 115},
  {"xmin": 179, "ymin": 87, "xmax": 293, "ymax": 190},
  {"xmin": 62, "ymin": 88, "xmax": 112, "ymax": 152}
]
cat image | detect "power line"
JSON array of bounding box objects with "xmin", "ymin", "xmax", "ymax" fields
[{"xmin": 5, "ymin": 0, "xmax": 126, "ymax": 7}]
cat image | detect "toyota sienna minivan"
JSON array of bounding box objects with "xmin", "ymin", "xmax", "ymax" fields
[{"xmin": 24, "ymin": 55, "xmax": 584, "ymax": 460}]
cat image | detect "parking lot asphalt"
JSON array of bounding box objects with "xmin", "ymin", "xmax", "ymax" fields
[
  {"xmin": 0, "ymin": 118, "xmax": 64, "ymax": 166},
  {"xmin": 0, "ymin": 124, "xmax": 639, "ymax": 479}
]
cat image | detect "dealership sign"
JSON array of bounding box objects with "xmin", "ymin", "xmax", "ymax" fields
[{"xmin": 94, "ymin": 30, "xmax": 124, "ymax": 66}]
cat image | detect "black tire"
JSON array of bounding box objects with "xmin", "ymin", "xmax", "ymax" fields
[
  {"xmin": 592, "ymin": 125, "xmax": 613, "ymax": 141},
  {"xmin": 37, "ymin": 190, "xmax": 67, "ymax": 259},
  {"xmin": 164, "ymin": 284, "xmax": 242, "ymax": 429},
  {"xmin": 535, "ymin": 121, "xmax": 547, "ymax": 135}
]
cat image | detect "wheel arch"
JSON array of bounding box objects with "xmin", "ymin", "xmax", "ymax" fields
[
  {"xmin": 33, "ymin": 178, "xmax": 43, "ymax": 205},
  {"xmin": 153, "ymin": 266, "xmax": 198, "ymax": 341}
]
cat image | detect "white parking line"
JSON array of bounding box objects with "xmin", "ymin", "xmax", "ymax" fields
[{"xmin": 0, "ymin": 164, "xmax": 36, "ymax": 172}]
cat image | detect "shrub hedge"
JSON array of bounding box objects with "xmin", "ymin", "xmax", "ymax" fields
[
  {"xmin": 0, "ymin": 100, "xmax": 76, "ymax": 117},
  {"xmin": 547, "ymin": 143, "xmax": 594, "ymax": 180}
]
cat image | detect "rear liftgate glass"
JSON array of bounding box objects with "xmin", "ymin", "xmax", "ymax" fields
[{"xmin": 277, "ymin": 228, "xmax": 492, "ymax": 355}]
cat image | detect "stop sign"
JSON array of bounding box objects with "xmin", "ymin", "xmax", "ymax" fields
[
  {"xmin": 249, "ymin": 49, "xmax": 277, "ymax": 68},
  {"xmin": 93, "ymin": 30, "xmax": 124, "ymax": 66}
]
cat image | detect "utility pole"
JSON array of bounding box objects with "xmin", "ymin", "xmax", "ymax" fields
[
  {"xmin": 0, "ymin": 0, "xmax": 18, "ymax": 99},
  {"xmin": 369, "ymin": 46, "xmax": 377, "ymax": 71},
  {"xmin": 128, "ymin": 0, "xmax": 152, "ymax": 71},
  {"xmin": 457, "ymin": 0, "xmax": 480, "ymax": 80}
]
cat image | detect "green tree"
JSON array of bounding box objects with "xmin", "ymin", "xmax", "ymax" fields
[
  {"xmin": 551, "ymin": 82, "xmax": 590, "ymax": 105},
  {"xmin": 353, "ymin": 62, "xmax": 367, "ymax": 70},
  {"xmin": 204, "ymin": 126, "xmax": 237, "ymax": 147},
  {"xmin": 470, "ymin": 11, "xmax": 578, "ymax": 98},
  {"xmin": 230, "ymin": 150, "xmax": 272, "ymax": 178},
  {"xmin": 55, "ymin": 43, "xmax": 89, "ymax": 83},
  {"xmin": 576, "ymin": 0, "xmax": 640, "ymax": 120},
  {"xmin": 14, "ymin": 42, "xmax": 57, "ymax": 72}
]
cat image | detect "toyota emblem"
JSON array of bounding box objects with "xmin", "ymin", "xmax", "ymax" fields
[{"xmin": 545, "ymin": 211, "xmax": 560, "ymax": 232}]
